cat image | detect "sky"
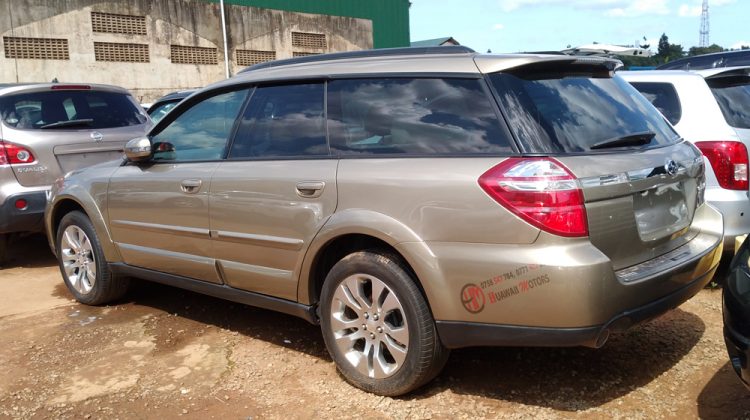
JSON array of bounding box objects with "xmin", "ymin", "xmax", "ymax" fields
[{"xmin": 409, "ymin": 0, "xmax": 750, "ymax": 54}]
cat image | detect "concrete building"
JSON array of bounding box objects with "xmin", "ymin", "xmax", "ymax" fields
[{"xmin": 0, "ymin": 0, "xmax": 410, "ymax": 102}]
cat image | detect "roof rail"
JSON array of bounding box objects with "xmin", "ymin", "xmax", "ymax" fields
[{"xmin": 237, "ymin": 45, "xmax": 476, "ymax": 74}]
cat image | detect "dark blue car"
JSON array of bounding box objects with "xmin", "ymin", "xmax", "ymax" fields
[{"xmin": 725, "ymin": 237, "xmax": 750, "ymax": 389}]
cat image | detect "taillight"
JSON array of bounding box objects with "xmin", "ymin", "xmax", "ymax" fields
[
  {"xmin": 478, "ymin": 158, "xmax": 588, "ymax": 237},
  {"xmin": 695, "ymin": 141, "xmax": 748, "ymax": 191},
  {"xmin": 0, "ymin": 142, "xmax": 36, "ymax": 165}
]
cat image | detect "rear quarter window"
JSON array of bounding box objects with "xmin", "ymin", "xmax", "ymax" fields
[
  {"xmin": 489, "ymin": 70, "xmax": 680, "ymax": 154},
  {"xmin": 707, "ymin": 75, "xmax": 750, "ymax": 129},
  {"xmin": 0, "ymin": 89, "xmax": 147, "ymax": 130},
  {"xmin": 327, "ymin": 78, "xmax": 513, "ymax": 156},
  {"xmin": 629, "ymin": 82, "xmax": 682, "ymax": 125}
]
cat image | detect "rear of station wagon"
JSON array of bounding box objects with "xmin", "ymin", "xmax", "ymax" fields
[{"xmin": 46, "ymin": 48, "xmax": 724, "ymax": 396}]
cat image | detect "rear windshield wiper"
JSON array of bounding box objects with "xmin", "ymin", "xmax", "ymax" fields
[
  {"xmin": 590, "ymin": 131, "xmax": 656, "ymax": 150},
  {"xmin": 40, "ymin": 118, "xmax": 94, "ymax": 129}
]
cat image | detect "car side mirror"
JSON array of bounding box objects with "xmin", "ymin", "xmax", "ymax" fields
[{"xmin": 124, "ymin": 137, "xmax": 152, "ymax": 162}]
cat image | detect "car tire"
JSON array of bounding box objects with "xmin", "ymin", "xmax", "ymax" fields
[
  {"xmin": 56, "ymin": 211, "xmax": 129, "ymax": 305},
  {"xmin": 0, "ymin": 234, "xmax": 8, "ymax": 266},
  {"xmin": 320, "ymin": 250, "xmax": 449, "ymax": 396}
]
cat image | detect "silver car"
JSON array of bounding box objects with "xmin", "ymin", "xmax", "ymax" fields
[
  {"xmin": 621, "ymin": 68, "xmax": 750, "ymax": 251},
  {"xmin": 46, "ymin": 48, "xmax": 723, "ymax": 396},
  {"xmin": 0, "ymin": 83, "xmax": 151, "ymax": 263}
]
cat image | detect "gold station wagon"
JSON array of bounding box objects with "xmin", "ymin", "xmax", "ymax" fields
[{"xmin": 46, "ymin": 46, "xmax": 723, "ymax": 395}]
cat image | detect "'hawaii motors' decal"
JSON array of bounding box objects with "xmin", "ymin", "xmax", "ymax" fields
[{"xmin": 460, "ymin": 264, "xmax": 550, "ymax": 313}]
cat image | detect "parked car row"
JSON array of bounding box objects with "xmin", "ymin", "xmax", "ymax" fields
[{"xmin": 1, "ymin": 46, "xmax": 748, "ymax": 394}]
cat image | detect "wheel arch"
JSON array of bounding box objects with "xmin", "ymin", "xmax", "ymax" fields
[
  {"xmin": 47, "ymin": 194, "xmax": 121, "ymax": 262},
  {"xmin": 297, "ymin": 210, "xmax": 441, "ymax": 318}
]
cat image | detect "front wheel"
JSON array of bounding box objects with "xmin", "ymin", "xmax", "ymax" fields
[
  {"xmin": 319, "ymin": 250, "xmax": 449, "ymax": 396},
  {"xmin": 56, "ymin": 211, "xmax": 129, "ymax": 305}
]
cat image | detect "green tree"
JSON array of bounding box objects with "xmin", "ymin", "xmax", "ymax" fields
[
  {"xmin": 655, "ymin": 33, "xmax": 685, "ymax": 64},
  {"xmin": 688, "ymin": 44, "xmax": 724, "ymax": 56}
]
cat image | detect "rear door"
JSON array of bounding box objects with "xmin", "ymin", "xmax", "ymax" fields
[
  {"xmin": 486, "ymin": 61, "xmax": 705, "ymax": 271},
  {"xmin": 209, "ymin": 83, "xmax": 336, "ymax": 301},
  {"xmin": 0, "ymin": 86, "xmax": 150, "ymax": 187}
]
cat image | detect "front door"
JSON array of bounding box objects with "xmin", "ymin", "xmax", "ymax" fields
[
  {"xmin": 108, "ymin": 88, "xmax": 250, "ymax": 282},
  {"xmin": 209, "ymin": 83, "xmax": 336, "ymax": 300}
]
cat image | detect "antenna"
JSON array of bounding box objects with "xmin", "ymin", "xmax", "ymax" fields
[{"xmin": 699, "ymin": 0, "xmax": 709, "ymax": 47}]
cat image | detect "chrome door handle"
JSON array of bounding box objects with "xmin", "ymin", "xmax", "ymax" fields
[
  {"xmin": 180, "ymin": 179, "xmax": 202, "ymax": 194},
  {"xmin": 295, "ymin": 181, "xmax": 325, "ymax": 198}
]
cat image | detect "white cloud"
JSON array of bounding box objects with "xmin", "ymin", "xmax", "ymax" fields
[
  {"xmin": 493, "ymin": 23, "xmax": 505, "ymax": 30},
  {"xmin": 678, "ymin": 4, "xmax": 701, "ymax": 17},
  {"xmin": 498, "ymin": 0, "xmax": 669, "ymax": 16},
  {"xmin": 678, "ymin": 0, "xmax": 736, "ymax": 17},
  {"xmin": 731, "ymin": 41, "xmax": 750, "ymax": 49}
]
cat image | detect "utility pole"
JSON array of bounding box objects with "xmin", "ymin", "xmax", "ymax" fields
[
  {"xmin": 699, "ymin": 0, "xmax": 709, "ymax": 48},
  {"xmin": 220, "ymin": 0, "xmax": 231, "ymax": 78}
]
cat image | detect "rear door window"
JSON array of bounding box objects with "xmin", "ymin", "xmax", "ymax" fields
[
  {"xmin": 327, "ymin": 78, "xmax": 513, "ymax": 155},
  {"xmin": 707, "ymin": 75, "xmax": 750, "ymax": 129},
  {"xmin": 629, "ymin": 82, "xmax": 682, "ymax": 125},
  {"xmin": 0, "ymin": 90, "xmax": 147, "ymax": 130},
  {"xmin": 228, "ymin": 83, "xmax": 327, "ymax": 159},
  {"xmin": 489, "ymin": 69, "xmax": 680, "ymax": 153}
]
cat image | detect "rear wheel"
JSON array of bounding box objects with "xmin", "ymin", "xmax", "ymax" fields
[
  {"xmin": 320, "ymin": 250, "xmax": 449, "ymax": 396},
  {"xmin": 56, "ymin": 211, "xmax": 129, "ymax": 305}
]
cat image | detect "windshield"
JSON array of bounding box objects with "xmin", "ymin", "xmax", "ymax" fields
[
  {"xmin": 0, "ymin": 90, "xmax": 147, "ymax": 130},
  {"xmin": 148, "ymin": 100, "xmax": 181, "ymax": 124},
  {"xmin": 489, "ymin": 70, "xmax": 680, "ymax": 153},
  {"xmin": 707, "ymin": 75, "xmax": 750, "ymax": 129}
]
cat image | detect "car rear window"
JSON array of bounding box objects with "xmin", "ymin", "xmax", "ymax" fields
[
  {"xmin": 489, "ymin": 69, "xmax": 680, "ymax": 153},
  {"xmin": 706, "ymin": 75, "xmax": 750, "ymax": 129},
  {"xmin": 0, "ymin": 89, "xmax": 147, "ymax": 130},
  {"xmin": 327, "ymin": 78, "xmax": 513, "ymax": 156},
  {"xmin": 629, "ymin": 82, "xmax": 682, "ymax": 125}
]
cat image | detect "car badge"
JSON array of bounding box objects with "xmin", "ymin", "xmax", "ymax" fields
[
  {"xmin": 665, "ymin": 159, "xmax": 678, "ymax": 176},
  {"xmin": 91, "ymin": 131, "xmax": 103, "ymax": 142}
]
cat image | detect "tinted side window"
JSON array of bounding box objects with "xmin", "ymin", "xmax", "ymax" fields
[
  {"xmin": 707, "ymin": 75, "xmax": 750, "ymax": 129},
  {"xmin": 328, "ymin": 78, "xmax": 512, "ymax": 155},
  {"xmin": 229, "ymin": 84, "xmax": 327, "ymax": 158},
  {"xmin": 629, "ymin": 82, "xmax": 682, "ymax": 125},
  {"xmin": 151, "ymin": 89, "xmax": 249, "ymax": 161}
]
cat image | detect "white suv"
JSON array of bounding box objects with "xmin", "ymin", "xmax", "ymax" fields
[{"xmin": 621, "ymin": 68, "xmax": 750, "ymax": 252}]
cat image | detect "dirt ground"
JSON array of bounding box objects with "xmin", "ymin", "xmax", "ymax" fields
[{"xmin": 1, "ymin": 234, "xmax": 749, "ymax": 419}]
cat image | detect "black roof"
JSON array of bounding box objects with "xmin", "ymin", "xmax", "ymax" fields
[{"xmin": 657, "ymin": 49, "xmax": 750, "ymax": 70}]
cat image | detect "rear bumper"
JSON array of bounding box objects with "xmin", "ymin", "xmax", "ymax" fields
[
  {"xmin": 705, "ymin": 187, "xmax": 750, "ymax": 252},
  {"xmin": 399, "ymin": 204, "xmax": 723, "ymax": 349},
  {"xmin": 438, "ymin": 266, "xmax": 716, "ymax": 348},
  {"xmin": 0, "ymin": 191, "xmax": 47, "ymax": 234}
]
